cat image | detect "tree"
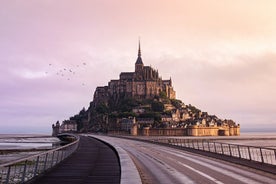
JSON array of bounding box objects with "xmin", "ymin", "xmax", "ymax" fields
[
  {"xmin": 79, "ymin": 107, "xmax": 86, "ymax": 115},
  {"xmin": 188, "ymin": 104, "xmax": 201, "ymax": 114},
  {"xmin": 118, "ymin": 98, "xmax": 139, "ymax": 112},
  {"xmin": 96, "ymin": 103, "xmax": 109, "ymax": 114},
  {"xmin": 118, "ymin": 112, "xmax": 137, "ymax": 118},
  {"xmin": 159, "ymin": 91, "xmax": 167, "ymax": 99},
  {"xmin": 151, "ymin": 101, "xmax": 164, "ymax": 112},
  {"xmin": 139, "ymin": 112, "xmax": 161, "ymax": 122},
  {"xmin": 171, "ymin": 99, "xmax": 183, "ymax": 109}
]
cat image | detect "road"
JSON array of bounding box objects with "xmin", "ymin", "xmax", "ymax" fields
[{"xmin": 90, "ymin": 135, "xmax": 276, "ymax": 184}]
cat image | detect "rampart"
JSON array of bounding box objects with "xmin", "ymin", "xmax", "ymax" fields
[{"xmin": 129, "ymin": 124, "xmax": 240, "ymax": 136}]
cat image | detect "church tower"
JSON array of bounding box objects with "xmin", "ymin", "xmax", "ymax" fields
[{"xmin": 135, "ymin": 40, "xmax": 144, "ymax": 73}]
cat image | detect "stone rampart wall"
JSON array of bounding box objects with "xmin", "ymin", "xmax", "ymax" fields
[{"xmin": 134, "ymin": 126, "xmax": 240, "ymax": 136}]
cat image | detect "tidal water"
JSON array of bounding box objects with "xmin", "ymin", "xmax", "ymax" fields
[
  {"xmin": 214, "ymin": 132, "xmax": 276, "ymax": 149},
  {"xmin": 140, "ymin": 131, "xmax": 276, "ymax": 149},
  {"xmin": 163, "ymin": 132, "xmax": 276, "ymax": 149},
  {"xmin": 0, "ymin": 134, "xmax": 60, "ymax": 164}
]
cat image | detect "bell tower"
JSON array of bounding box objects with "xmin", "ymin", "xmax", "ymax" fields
[{"xmin": 135, "ymin": 40, "xmax": 144, "ymax": 72}]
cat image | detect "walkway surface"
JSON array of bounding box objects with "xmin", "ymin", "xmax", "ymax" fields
[{"xmin": 32, "ymin": 136, "xmax": 120, "ymax": 184}]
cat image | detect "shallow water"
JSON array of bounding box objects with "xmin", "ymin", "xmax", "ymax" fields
[
  {"xmin": 209, "ymin": 132, "xmax": 276, "ymax": 148},
  {"xmin": 0, "ymin": 134, "xmax": 60, "ymax": 164},
  {"xmin": 138, "ymin": 131, "xmax": 276, "ymax": 148},
  {"xmin": 0, "ymin": 134, "xmax": 60, "ymax": 149},
  {"xmin": 0, "ymin": 142, "xmax": 53, "ymax": 149}
]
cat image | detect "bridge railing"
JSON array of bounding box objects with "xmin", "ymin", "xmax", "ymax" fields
[
  {"xmin": 150, "ymin": 138, "xmax": 276, "ymax": 165},
  {"xmin": 0, "ymin": 134, "xmax": 79, "ymax": 184}
]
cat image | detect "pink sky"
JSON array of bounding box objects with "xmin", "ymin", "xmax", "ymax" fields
[{"xmin": 1, "ymin": 0, "xmax": 276, "ymax": 133}]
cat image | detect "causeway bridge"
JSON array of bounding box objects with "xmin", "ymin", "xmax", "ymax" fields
[
  {"xmin": 32, "ymin": 136, "xmax": 121, "ymax": 184},
  {"xmin": 1, "ymin": 134, "xmax": 276, "ymax": 184}
]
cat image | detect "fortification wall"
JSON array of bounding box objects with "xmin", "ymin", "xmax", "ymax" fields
[
  {"xmin": 139, "ymin": 128, "xmax": 187, "ymax": 136},
  {"xmin": 187, "ymin": 126, "xmax": 219, "ymax": 136},
  {"xmin": 136, "ymin": 125, "xmax": 240, "ymax": 136}
]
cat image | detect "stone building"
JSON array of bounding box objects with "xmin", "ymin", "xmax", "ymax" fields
[
  {"xmin": 52, "ymin": 120, "xmax": 77, "ymax": 136},
  {"xmin": 60, "ymin": 120, "xmax": 77, "ymax": 133},
  {"xmin": 52, "ymin": 121, "xmax": 60, "ymax": 136},
  {"xmin": 120, "ymin": 117, "xmax": 138, "ymax": 136},
  {"xmin": 92, "ymin": 41, "xmax": 176, "ymax": 107}
]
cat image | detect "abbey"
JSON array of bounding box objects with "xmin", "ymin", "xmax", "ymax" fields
[
  {"xmin": 53, "ymin": 42, "xmax": 239, "ymax": 136},
  {"xmin": 93, "ymin": 42, "xmax": 176, "ymax": 106}
]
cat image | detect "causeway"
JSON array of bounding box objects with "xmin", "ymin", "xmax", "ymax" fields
[{"xmin": 31, "ymin": 136, "xmax": 120, "ymax": 184}]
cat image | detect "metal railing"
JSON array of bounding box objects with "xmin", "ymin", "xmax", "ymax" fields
[
  {"xmin": 150, "ymin": 138, "xmax": 276, "ymax": 165},
  {"xmin": 0, "ymin": 135, "xmax": 79, "ymax": 184}
]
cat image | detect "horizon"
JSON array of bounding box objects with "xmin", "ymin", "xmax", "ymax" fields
[{"xmin": 1, "ymin": 0, "xmax": 276, "ymax": 134}]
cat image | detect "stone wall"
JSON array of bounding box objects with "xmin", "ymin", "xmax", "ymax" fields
[
  {"xmin": 145, "ymin": 128, "xmax": 187, "ymax": 136},
  {"xmin": 136, "ymin": 125, "xmax": 240, "ymax": 136},
  {"xmin": 187, "ymin": 125, "xmax": 219, "ymax": 136}
]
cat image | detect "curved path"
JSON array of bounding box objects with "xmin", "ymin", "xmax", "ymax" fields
[
  {"xmin": 92, "ymin": 135, "xmax": 276, "ymax": 184},
  {"xmin": 32, "ymin": 136, "xmax": 120, "ymax": 184}
]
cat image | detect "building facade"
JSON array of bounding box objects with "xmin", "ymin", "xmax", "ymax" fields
[
  {"xmin": 52, "ymin": 120, "xmax": 78, "ymax": 136},
  {"xmin": 92, "ymin": 42, "xmax": 176, "ymax": 107}
]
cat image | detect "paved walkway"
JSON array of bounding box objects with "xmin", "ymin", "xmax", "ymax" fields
[{"xmin": 32, "ymin": 136, "xmax": 120, "ymax": 184}]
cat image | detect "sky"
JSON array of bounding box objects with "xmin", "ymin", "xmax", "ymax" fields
[{"xmin": 1, "ymin": 0, "xmax": 276, "ymax": 134}]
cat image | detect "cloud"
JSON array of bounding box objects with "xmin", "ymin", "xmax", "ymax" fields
[
  {"xmin": 1, "ymin": 0, "xmax": 276, "ymax": 133},
  {"xmin": 150, "ymin": 51, "xmax": 276, "ymax": 127},
  {"xmin": 12, "ymin": 69, "xmax": 47, "ymax": 79}
]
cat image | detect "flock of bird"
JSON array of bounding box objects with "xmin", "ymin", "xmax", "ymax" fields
[{"xmin": 45, "ymin": 62, "xmax": 87, "ymax": 86}]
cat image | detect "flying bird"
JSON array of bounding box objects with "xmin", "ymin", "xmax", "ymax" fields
[{"xmin": 44, "ymin": 63, "xmax": 89, "ymax": 87}]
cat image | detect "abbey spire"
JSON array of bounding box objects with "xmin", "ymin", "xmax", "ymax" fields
[
  {"xmin": 138, "ymin": 39, "xmax": 141, "ymax": 57},
  {"xmin": 135, "ymin": 39, "xmax": 143, "ymax": 65}
]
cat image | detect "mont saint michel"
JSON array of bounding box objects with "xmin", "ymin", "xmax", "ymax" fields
[{"xmin": 53, "ymin": 42, "xmax": 240, "ymax": 136}]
